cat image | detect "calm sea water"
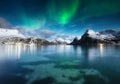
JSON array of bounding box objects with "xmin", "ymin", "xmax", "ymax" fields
[{"xmin": 0, "ymin": 44, "xmax": 120, "ymax": 84}]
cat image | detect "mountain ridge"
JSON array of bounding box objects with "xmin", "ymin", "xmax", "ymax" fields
[{"xmin": 70, "ymin": 29, "xmax": 120, "ymax": 45}]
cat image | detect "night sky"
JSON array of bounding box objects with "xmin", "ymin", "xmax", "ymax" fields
[{"xmin": 0, "ymin": 0, "xmax": 120, "ymax": 37}]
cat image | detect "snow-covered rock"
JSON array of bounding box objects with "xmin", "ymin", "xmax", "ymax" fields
[{"xmin": 87, "ymin": 29, "xmax": 97, "ymax": 35}]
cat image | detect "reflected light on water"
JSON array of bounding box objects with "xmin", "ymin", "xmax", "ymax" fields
[
  {"xmin": 5, "ymin": 44, "xmax": 23, "ymax": 60},
  {"xmin": 15, "ymin": 43, "xmax": 23, "ymax": 60},
  {"xmin": 99, "ymin": 43, "xmax": 104, "ymax": 56},
  {"xmin": 29, "ymin": 43, "xmax": 36, "ymax": 55},
  {"xmin": 88, "ymin": 48, "xmax": 97, "ymax": 61},
  {"xmin": 56, "ymin": 45, "xmax": 74, "ymax": 56},
  {"xmin": 88, "ymin": 44, "xmax": 104, "ymax": 61},
  {"xmin": 0, "ymin": 43, "xmax": 37, "ymax": 61},
  {"xmin": 57, "ymin": 45, "xmax": 66, "ymax": 53}
]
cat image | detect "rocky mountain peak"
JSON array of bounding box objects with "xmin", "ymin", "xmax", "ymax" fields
[{"xmin": 70, "ymin": 29, "xmax": 120, "ymax": 45}]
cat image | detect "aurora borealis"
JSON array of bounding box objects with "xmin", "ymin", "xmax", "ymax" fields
[
  {"xmin": 19, "ymin": 0, "xmax": 80, "ymax": 29},
  {"xmin": 48, "ymin": 0, "xmax": 80, "ymax": 24},
  {"xmin": 0, "ymin": 0, "xmax": 120, "ymax": 36}
]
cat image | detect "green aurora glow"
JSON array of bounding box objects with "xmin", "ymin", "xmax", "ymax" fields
[
  {"xmin": 8, "ymin": 0, "xmax": 120, "ymax": 30},
  {"xmin": 48, "ymin": 0, "xmax": 80, "ymax": 24},
  {"xmin": 20, "ymin": 13, "xmax": 46, "ymax": 30}
]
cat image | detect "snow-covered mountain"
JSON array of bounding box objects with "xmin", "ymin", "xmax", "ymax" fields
[
  {"xmin": 0, "ymin": 28, "xmax": 24, "ymax": 37},
  {"xmin": 70, "ymin": 29, "xmax": 120, "ymax": 45},
  {"xmin": 0, "ymin": 28, "xmax": 25, "ymax": 44}
]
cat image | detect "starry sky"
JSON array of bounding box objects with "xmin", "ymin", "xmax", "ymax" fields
[{"xmin": 0, "ymin": 0, "xmax": 120, "ymax": 37}]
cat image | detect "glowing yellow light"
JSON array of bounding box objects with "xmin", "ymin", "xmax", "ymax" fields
[{"xmin": 99, "ymin": 43, "xmax": 104, "ymax": 46}]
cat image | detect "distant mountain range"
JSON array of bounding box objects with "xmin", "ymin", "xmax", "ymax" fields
[
  {"xmin": 70, "ymin": 29, "xmax": 120, "ymax": 45},
  {"xmin": 0, "ymin": 28, "xmax": 69, "ymax": 45},
  {"xmin": 1, "ymin": 27, "xmax": 120, "ymax": 45}
]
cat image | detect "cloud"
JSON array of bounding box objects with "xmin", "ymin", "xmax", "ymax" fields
[
  {"xmin": 14, "ymin": 28, "xmax": 56, "ymax": 38},
  {"xmin": 0, "ymin": 17, "xmax": 12, "ymax": 28},
  {"xmin": 14, "ymin": 27, "xmax": 74, "ymax": 43},
  {"xmin": 36, "ymin": 30, "xmax": 74, "ymax": 43},
  {"xmin": 40, "ymin": 30, "xmax": 56, "ymax": 38},
  {"xmin": 57, "ymin": 34, "xmax": 69, "ymax": 39}
]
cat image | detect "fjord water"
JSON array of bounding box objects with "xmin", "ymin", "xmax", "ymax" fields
[{"xmin": 0, "ymin": 44, "xmax": 120, "ymax": 84}]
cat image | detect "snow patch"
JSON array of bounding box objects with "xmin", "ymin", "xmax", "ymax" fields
[{"xmin": 87, "ymin": 29, "xmax": 96, "ymax": 35}]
